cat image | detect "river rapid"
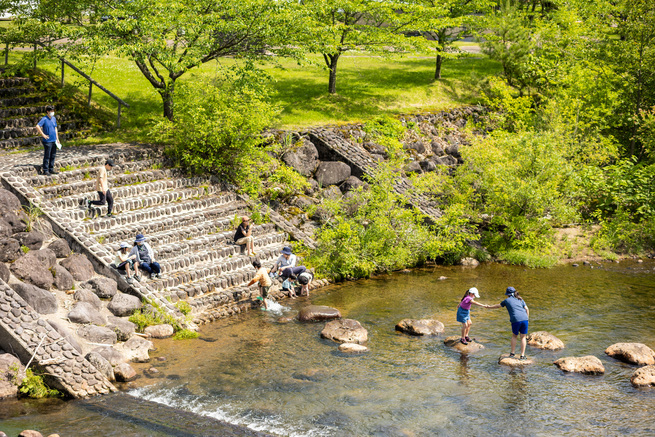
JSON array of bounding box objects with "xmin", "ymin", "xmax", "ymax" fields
[{"xmin": 2, "ymin": 261, "xmax": 655, "ymax": 436}]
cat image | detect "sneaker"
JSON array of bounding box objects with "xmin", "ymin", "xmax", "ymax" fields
[
  {"xmin": 126, "ymin": 277, "xmax": 134, "ymax": 284},
  {"xmin": 509, "ymin": 353, "xmax": 516, "ymax": 358},
  {"xmin": 134, "ymin": 275, "xmax": 142, "ymax": 282},
  {"xmin": 460, "ymin": 338, "xmax": 468, "ymax": 345},
  {"xmin": 50, "ymin": 170, "xmax": 59, "ymax": 175},
  {"xmin": 150, "ymin": 273, "xmax": 156, "ymax": 280},
  {"xmin": 154, "ymin": 273, "xmax": 161, "ymax": 279},
  {"xmin": 93, "ymin": 208, "xmax": 101, "ymax": 219},
  {"xmin": 519, "ymin": 355, "xmax": 527, "ymax": 361},
  {"xmin": 105, "ymin": 212, "xmax": 114, "ymax": 218},
  {"xmin": 465, "ymin": 336, "xmax": 472, "ymax": 342},
  {"xmin": 43, "ymin": 171, "xmax": 51, "ymax": 176}
]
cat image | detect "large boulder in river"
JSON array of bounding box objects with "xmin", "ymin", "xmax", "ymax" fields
[
  {"xmin": 114, "ymin": 362, "xmax": 137, "ymax": 382},
  {"xmin": 298, "ymin": 305, "xmax": 342, "ymax": 322},
  {"xmin": 527, "ymin": 331, "xmax": 565, "ymax": 350},
  {"xmin": 85, "ymin": 351, "xmax": 115, "ymax": 382},
  {"xmin": 315, "ymin": 161, "xmax": 351, "ymax": 186},
  {"xmin": 11, "ymin": 282, "xmax": 57, "ymax": 314},
  {"xmin": 67, "ymin": 301, "xmax": 106, "ymax": 326},
  {"xmin": 78, "ymin": 325, "xmax": 117, "ymax": 345},
  {"xmin": 60, "ymin": 253, "xmax": 95, "ymax": 281},
  {"xmin": 117, "ymin": 336, "xmax": 154, "ymax": 363},
  {"xmin": 12, "ymin": 230, "xmax": 44, "ymax": 251},
  {"xmin": 499, "ymin": 354, "xmax": 534, "ymax": 367},
  {"xmin": 82, "ymin": 277, "xmax": 118, "ymax": 299},
  {"xmin": 443, "ymin": 336, "xmax": 485, "ymax": 354},
  {"xmin": 144, "ymin": 324, "xmax": 174, "ymax": 339},
  {"xmin": 395, "ymin": 319, "xmax": 444, "ymax": 336},
  {"xmin": 631, "ymin": 365, "xmax": 655, "ymax": 387},
  {"xmin": 51, "ymin": 264, "xmax": 74, "ymax": 291},
  {"xmin": 605, "ymin": 343, "xmax": 655, "ymax": 365},
  {"xmin": 0, "ymin": 237, "xmax": 21, "ymax": 262},
  {"xmin": 47, "ymin": 238, "xmax": 71, "ymax": 258},
  {"xmin": 554, "ymin": 356, "xmax": 605, "ymax": 375},
  {"xmin": 0, "ymin": 353, "xmax": 24, "ymax": 399},
  {"xmin": 282, "ymin": 142, "xmax": 319, "ymax": 177},
  {"xmin": 107, "ymin": 292, "xmax": 142, "ymax": 317},
  {"xmin": 321, "ymin": 319, "xmax": 368, "ymax": 344}
]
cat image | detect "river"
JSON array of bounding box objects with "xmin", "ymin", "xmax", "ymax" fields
[{"xmin": 2, "ymin": 261, "xmax": 655, "ymax": 436}]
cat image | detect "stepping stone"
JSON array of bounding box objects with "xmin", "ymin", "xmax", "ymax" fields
[
  {"xmin": 395, "ymin": 319, "xmax": 444, "ymax": 336},
  {"xmin": 527, "ymin": 331, "xmax": 565, "ymax": 350},
  {"xmin": 554, "ymin": 356, "xmax": 604, "ymax": 375},
  {"xmin": 498, "ymin": 354, "xmax": 534, "ymax": 366},
  {"xmin": 443, "ymin": 336, "xmax": 484, "ymax": 354},
  {"xmin": 605, "ymin": 343, "xmax": 655, "ymax": 365}
]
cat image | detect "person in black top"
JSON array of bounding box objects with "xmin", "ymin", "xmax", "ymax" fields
[{"xmin": 234, "ymin": 216, "xmax": 255, "ymax": 256}]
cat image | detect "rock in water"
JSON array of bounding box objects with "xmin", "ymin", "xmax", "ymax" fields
[
  {"xmin": 0, "ymin": 353, "xmax": 24, "ymax": 399},
  {"xmin": 605, "ymin": 343, "xmax": 655, "ymax": 365},
  {"xmin": 297, "ymin": 305, "xmax": 342, "ymax": 322},
  {"xmin": 527, "ymin": 331, "xmax": 565, "ymax": 350},
  {"xmin": 338, "ymin": 343, "xmax": 369, "ymax": 353},
  {"xmin": 395, "ymin": 319, "xmax": 444, "ymax": 336},
  {"xmin": 498, "ymin": 354, "xmax": 534, "ymax": 366},
  {"xmin": 117, "ymin": 336, "xmax": 155, "ymax": 363},
  {"xmin": 144, "ymin": 324, "xmax": 174, "ymax": 339},
  {"xmin": 630, "ymin": 365, "xmax": 655, "ymax": 387},
  {"xmin": 321, "ymin": 319, "xmax": 368, "ymax": 344},
  {"xmin": 114, "ymin": 363, "xmax": 137, "ymax": 382},
  {"xmin": 554, "ymin": 356, "xmax": 605, "ymax": 374},
  {"xmin": 443, "ymin": 336, "xmax": 485, "ymax": 354}
]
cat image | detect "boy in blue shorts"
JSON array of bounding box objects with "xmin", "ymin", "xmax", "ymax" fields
[{"xmin": 488, "ymin": 286, "xmax": 530, "ymax": 360}]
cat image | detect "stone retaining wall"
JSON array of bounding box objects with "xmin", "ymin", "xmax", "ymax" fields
[{"xmin": 0, "ymin": 279, "xmax": 116, "ymax": 398}]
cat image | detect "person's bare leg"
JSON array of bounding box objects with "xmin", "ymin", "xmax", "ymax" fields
[
  {"xmin": 520, "ymin": 334, "xmax": 527, "ymax": 356},
  {"xmin": 124, "ymin": 263, "xmax": 132, "ymax": 278},
  {"xmin": 465, "ymin": 320, "xmax": 472, "ymax": 339},
  {"xmin": 511, "ymin": 334, "xmax": 518, "ymax": 355},
  {"xmin": 461, "ymin": 323, "xmax": 466, "ymax": 341}
]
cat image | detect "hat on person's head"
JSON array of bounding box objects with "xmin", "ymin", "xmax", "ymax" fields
[
  {"xmin": 281, "ymin": 246, "xmax": 292, "ymax": 255},
  {"xmin": 119, "ymin": 242, "xmax": 130, "ymax": 249},
  {"xmin": 135, "ymin": 234, "xmax": 146, "ymax": 243},
  {"xmin": 505, "ymin": 286, "xmax": 516, "ymax": 295},
  {"xmin": 105, "ymin": 159, "xmax": 114, "ymax": 167},
  {"xmin": 468, "ymin": 287, "xmax": 480, "ymax": 298}
]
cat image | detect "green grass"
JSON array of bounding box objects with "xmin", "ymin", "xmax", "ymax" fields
[{"xmin": 6, "ymin": 51, "xmax": 499, "ymax": 143}]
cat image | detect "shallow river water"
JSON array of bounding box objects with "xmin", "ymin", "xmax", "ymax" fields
[{"xmin": 2, "ymin": 261, "xmax": 655, "ymax": 436}]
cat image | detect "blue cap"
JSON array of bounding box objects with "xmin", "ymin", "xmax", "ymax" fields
[
  {"xmin": 505, "ymin": 286, "xmax": 516, "ymax": 295},
  {"xmin": 135, "ymin": 234, "xmax": 146, "ymax": 243},
  {"xmin": 281, "ymin": 246, "xmax": 292, "ymax": 255}
]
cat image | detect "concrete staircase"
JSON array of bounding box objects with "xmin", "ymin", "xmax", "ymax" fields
[
  {"xmin": 0, "ymin": 76, "xmax": 83, "ymax": 150},
  {"xmin": 0, "ymin": 143, "xmax": 316, "ymax": 325}
]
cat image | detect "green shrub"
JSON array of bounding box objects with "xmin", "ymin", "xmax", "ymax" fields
[
  {"xmin": 175, "ymin": 301, "xmax": 192, "ymax": 316},
  {"xmin": 173, "ymin": 329, "xmax": 199, "ymax": 340},
  {"xmin": 129, "ymin": 309, "xmax": 164, "ymax": 332},
  {"xmin": 19, "ymin": 369, "xmax": 61, "ymax": 399},
  {"xmin": 497, "ymin": 249, "xmax": 559, "ymax": 268}
]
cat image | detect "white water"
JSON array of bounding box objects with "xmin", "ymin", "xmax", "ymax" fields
[{"xmin": 263, "ymin": 298, "xmax": 288, "ymax": 315}]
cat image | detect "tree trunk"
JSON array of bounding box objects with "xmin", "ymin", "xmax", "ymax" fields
[
  {"xmin": 434, "ymin": 54, "xmax": 443, "ymax": 80},
  {"xmin": 160, "ymin": 82, "xmax": 176, "ymax": 121},
  {"xmin": 326, "ymin": 53, "xmax": 340, "ymax": 94}
]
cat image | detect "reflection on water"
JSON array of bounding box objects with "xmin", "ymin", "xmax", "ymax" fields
[{"xmin": 2, "ymin": 261, "xmax": 655, "ymax": 436}]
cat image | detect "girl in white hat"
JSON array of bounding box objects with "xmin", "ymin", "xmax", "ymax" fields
[{"xmin": 456, "ymin": 287, "xmax": 487, "ymax": 345}]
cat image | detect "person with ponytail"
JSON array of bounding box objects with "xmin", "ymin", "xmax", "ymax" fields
[
  {"xmin": 487, "ymin": 286, "xmax": 530, "ymax": 360},
  {"xmin": 456, "ymin": 287, "xmax": 488, "ymax": 345}
]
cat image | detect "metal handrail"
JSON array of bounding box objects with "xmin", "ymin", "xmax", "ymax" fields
[{"xmin": 59, "ymin": 57, "xmax": 130, "ymax": 128}]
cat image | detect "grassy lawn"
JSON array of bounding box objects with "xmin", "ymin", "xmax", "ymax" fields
[{"xmin": 12, "ymin": 51, "xmax": 499, "ymax": 143}]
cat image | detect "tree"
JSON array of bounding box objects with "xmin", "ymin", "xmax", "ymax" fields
[
  {"xmin": 300, "ymin": 0, "xmax": 425, "ymax": 94},
  {"xmin": 5, "ymin": 0, "xmax": 300, "ymax": 120},
  {"xmin": 417, "ymin": 0, "xmax": 491, "ymax": 80}
]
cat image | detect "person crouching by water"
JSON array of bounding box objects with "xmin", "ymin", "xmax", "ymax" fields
[
  {"xmin": 234, "ymin": 216, "xmax": 255, "ymax": 256},
  {"xmin": 487, "ymin": 287, "xmax": 530, "ymax": 360},
  {"xmin": 115, "ymin": 242, "xmax": 140, "ymax": 284},
  {"xmin": 271, "ymin": 246, "xmax": 307, "ymax": 298},
  {"xmin": 456, "ymin": 287, "xmax": 487, "ymax": 345},
  {"xmin": 247, "ymin": 259, "xmax": 272, "ymax": 310},
  {"xmin": 130, "ymin": 233, "xmax": 162, "ymax": 280}
]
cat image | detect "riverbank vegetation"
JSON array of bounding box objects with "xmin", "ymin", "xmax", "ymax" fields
[{"xmin": 2, "ymin": 0, "xmax": 654, "ymax": 275}]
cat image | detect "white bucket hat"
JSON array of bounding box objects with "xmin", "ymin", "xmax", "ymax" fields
[{"xmin": 468, "ymin": 287, "xmax": 480, "ymax": 298}]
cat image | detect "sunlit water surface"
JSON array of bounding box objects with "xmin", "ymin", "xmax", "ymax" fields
[{"xmin": 2, "ymin": 261, "xmax": 655, "ymax": 436}]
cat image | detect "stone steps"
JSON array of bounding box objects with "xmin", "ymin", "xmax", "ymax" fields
[
  {"xmin": 0, "ymin": 120, "xmax": 82, "ymax": 140},
  {"xmin": 0, "ymin": 105, "xmax": 50, "ymax": 119},
  {"xmin": 0, "ymin": 113, "xmax": 78, "ymax": 130},
  {"xmin": 0, "ymin": 94, "xmax": 49, "ymax": 108},
  {"xmin": 0, "ymin": 85, "xmax": 36, "ymax": 98},
  {"xmin": 0, "ymin": 77, "xmax": 31, "ymax": 88},
  {"xmin": 0, "ymin": 132, "xmax": 77, "ymax": 149}
]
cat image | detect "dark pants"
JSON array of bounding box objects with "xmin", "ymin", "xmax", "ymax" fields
[
  {"xmin": 139, "ymin": 261, "xmax": 161, "ymax": 275},
  {"xmin": 280, "ymin": 266, "xmax": 306, "ymax": 279},
  {"xmin": 42, "ymin": 141, "xmax": 57, "ymax": 173},
  {"xmin": 91, "ymin": 190, "xmax": 114, "ymax": 214}
]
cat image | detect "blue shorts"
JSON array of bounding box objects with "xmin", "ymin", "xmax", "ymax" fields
[
  {"xmin": 511, "ymin": 320, "xmax": 529, "ymax": 335},
  {"xmin": 456, "ymin": 306, "xmax": 470, "ymax": 323}
]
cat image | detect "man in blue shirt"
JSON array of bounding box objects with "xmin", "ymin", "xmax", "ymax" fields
[
  {"xmin": 35, "ymin": 105, "xmax": 59, "ymax": 176},
  {"xmin": 488, "ymin": 286, "xmax": 530, "ymax": 360}
]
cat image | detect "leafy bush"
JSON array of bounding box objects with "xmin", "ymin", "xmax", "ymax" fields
[
  {"xmin": 173, "ymin": 329, "xmax": 199, "ymax": 340},
  {"xmin": 175, "ymin": 301, "xmax": 192, "ymax": 316},
  {"xmin": 129, "ymin": 309, "xmax": 164, "ymax": 332},
  {"xmin": 19, "ymin": 369, "xmax": 61, "ymax": 399},
  {"xmin": 152, "ymin": 65, "xmax": 278, "ymax": 184}
]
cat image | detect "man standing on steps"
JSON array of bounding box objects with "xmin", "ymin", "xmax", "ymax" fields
[
  {"xmin": 84, "ymin": 159, "xmax": 114, "ymax": 218},
  {"xmin": 34, "ymin": 105, "xmax": 60, "ymax": 176}
]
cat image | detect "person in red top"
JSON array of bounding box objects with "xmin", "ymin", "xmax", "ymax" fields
[{"xmin": 456, "ymin": 287, "xmax": 488, "ymax": 345}]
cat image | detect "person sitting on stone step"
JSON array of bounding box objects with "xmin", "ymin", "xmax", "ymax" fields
[
  {"xmin": 234, "ymin": 216, "xmax": 255, "ymax": 256},
  {"xmin": 271, "ymin": 246, "xmax": 307, "ymax": 297},
  {"xmin": 114, "ymin": 242, "xmax": 141, "ymax": 283},
  {"xmin": 84, "ymin": 159, "xmax": 115, "ymax": 218},
  {"xmin": 246, "ymin": 259, "xmax": 273, "ymax": 310},
  {"xmin": 129, "ymin": 233, "xmax": 162, "ymax": 279}
]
